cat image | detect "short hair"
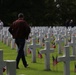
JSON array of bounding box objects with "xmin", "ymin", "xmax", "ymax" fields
[{"xmin": 18, "ymin": 13, "xmax": 24, "ymax": 18}]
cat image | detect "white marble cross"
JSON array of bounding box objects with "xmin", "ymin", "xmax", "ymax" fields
[
  {"xmin": 40, "ymin": 41, "xmax": 54, "ymax": 70},
  {"xmin": 57, "ymin": 45, "xmax": 75, "ymax": 75},
  {"xmin": 38, "ymin": 31, "xmax": 45, "ymax": 46},
  {"xmin": 69, "ymin": 36, "xmax": 76, "ymax": 55},
  {"xmin": 64, "ymin": 29, "xmax": 70, "ymax": 45},
  {"xmin": 45, "ymin": 32, "xmax": 53, "ymax": 42},
  {"xmin": 56, "ymin": 34, "xmax": 64, "ymax": 54},
  {"xmin": 29, "ymin": 38, "xmax": 41, "ymax": 63}
]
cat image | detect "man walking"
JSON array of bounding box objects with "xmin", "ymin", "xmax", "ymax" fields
[{"xmin": 8, "ymin": 13, "xmax": 31, "ymax": 69}]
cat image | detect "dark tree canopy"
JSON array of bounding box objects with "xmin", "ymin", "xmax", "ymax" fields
[{"xmin": 0, "ymin": 0, "xmax": 76, "ymax": 26}]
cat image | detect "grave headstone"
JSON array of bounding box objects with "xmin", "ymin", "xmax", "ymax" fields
[
  {"xmin": 11, "ymin": 38, "xmax": 15, "ymax": 49},
  {"xmin": 4, "ymin": 60, "xmax": 16, "ymax": 75},
  {"xmin": 69, "ymin": 36, "xmax": 76, "ymax": 55},
  {"xmin": 40, "ymin": 41, "xmax": 54, "ymax": 70},
  {"xmin": 56, "ymin": 34, "xmax": 64, "ymax": 54},
  {"xmin": 0, "ymin": 49, "xmax": 16, "ymax": 75},
  {"xmin": 0, "ymin": 30, "xmax": 4, "ymax": 42},
  {"xmin": 29, "ymin": 38, "xmax": 41, "ymax": 63},
  {"xmin": 64, "ymin": 29, "xmax": 69, "ymax": 45},
  {"xmin": 24, "ymin": 40, "xmax": 30, "ymax": 56},
  {"xmin": 0, "ymin": 50, "xmax": 3, "ymax": 75},
  {"xmin": 6, "ymin": 36, "xmax": 12, "ymax": 46},
  {"xmin": 57, "ymin": 46, "xmax": 75, "ymax": 75},
  {"xmin": 38, "ymin": 31, "xmax": 45, "ymax": 46}
]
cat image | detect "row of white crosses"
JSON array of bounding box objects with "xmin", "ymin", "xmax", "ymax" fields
[
  {"xmin": 0, "ymin": 27, "xmax": 55, "ymax": 71},
  {"xmin": 0, "ymin": 27, "xmax": 18, "ymax": 50},
  {"xmin": 0, "ymin": 27, "xmax": 74, "ymax": 50},
  {"xmin": 0, "ymin": 27, "xmax": 12, "ymax": 46},
  {"xmin": 27, "ymin": 27, "xmax": 55, "ymax": 70},
  {"xmin": 37, "ymin": 27, "xmax": 76, "ymax": 73},
  {"xmin": 0, "ymin": 27, "xmax": 70, "ymax": 50},
  {"xmin": 0, "ymin": 50, "xmax": 16, "ymax": 75},
  {"xmin": 1, "ymin": 26, "xmax": 76, "ymax": 75},
  {"xmin": 21, "ymin": 27, "xmax": 76, "ymax": 75},
  {"xmin": 38, "ymin": 27, "xmax": 75, "ymax": 72},
  {"xmin": 29, "ymin": 27, "xmax": 54, "ymax": 62},
  {"xmin": 0, "ymin": 27, "xmax": 75, "ymax": 52},
  {"xmin": 55, "ymin": 27, "xmax": 76, "ymax": 75},
  {"xmin": 54, "ymin": 27, "xmax": 76, "ymax": 55}
]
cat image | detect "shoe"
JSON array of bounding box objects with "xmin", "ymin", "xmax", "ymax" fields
[
  {"xmin": 25, "ymin": 64, "xmax": 28, "ymax": 68},
  {"xmin": 16, "ymin": 66, "xmax": 19, "ymax": 69}
]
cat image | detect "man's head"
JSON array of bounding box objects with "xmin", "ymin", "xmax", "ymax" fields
[{"xmin": 18, "ymin": 13, "xmax": 24, "ymax": 19}]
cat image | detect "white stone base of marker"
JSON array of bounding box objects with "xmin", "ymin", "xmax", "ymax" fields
[
  {"xmin": 0, "ymin": 50, "xmax": 3, "ymax": 75},
  {"xmin": 0, "ymin": 50, "xmax": 16, "ymax": 75},
  {"xmin": 5, "ymin": 60, "xmax": 16, "ymax": 75},
  {"xmin": 6, "ymin": 37, "xmax": 12, "ymax": 46},
  {"xmin": 11, "ymin": 39, "xmax": 15, "ymax": 49}
]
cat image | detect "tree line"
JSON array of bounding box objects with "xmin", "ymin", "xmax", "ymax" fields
[{"xmin": 0, "ymin": 0, "xmax": 76, "ymax": 26}]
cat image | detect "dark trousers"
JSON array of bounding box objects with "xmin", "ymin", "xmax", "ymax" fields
[{"xmin": 15, "ymin": 39, "xmax": 27, "ymax": 67}]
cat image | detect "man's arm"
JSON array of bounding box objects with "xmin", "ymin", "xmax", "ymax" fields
[{"xmin": 8, "ymin": 24, "xmax": 13, "ymax": 35}]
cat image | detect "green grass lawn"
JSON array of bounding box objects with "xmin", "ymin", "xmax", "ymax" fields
[{"xmin": 0, "ymin": 41, "xmax": 76, "ymax": 75}]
